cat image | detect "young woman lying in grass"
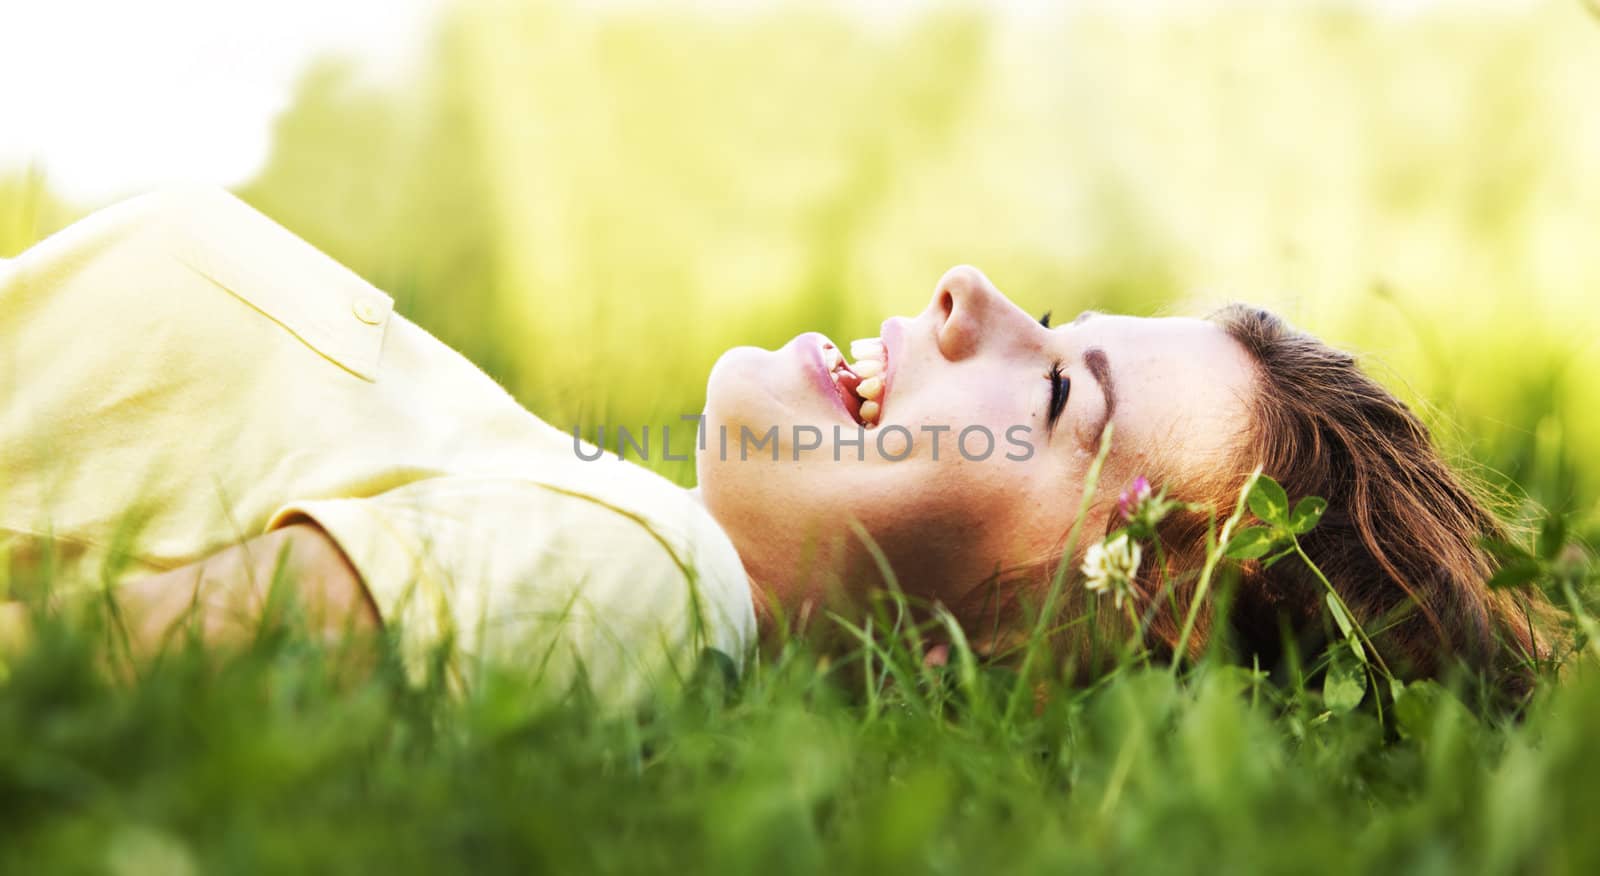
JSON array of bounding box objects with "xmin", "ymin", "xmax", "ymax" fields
[{"xmin": 0, "ymin": 187, "xmax": 1558, "ymax": 704}]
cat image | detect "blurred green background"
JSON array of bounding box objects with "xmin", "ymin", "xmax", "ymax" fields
[{"xmin": 5, "ymin": 0, "xmax": 1598, "ymax": 525}]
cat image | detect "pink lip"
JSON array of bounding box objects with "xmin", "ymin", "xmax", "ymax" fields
[
  {"xmin": 798, "ymin": 332, "xmax": 859, "ymax": 424},
  {"xmin": 879, "ymin": 317, "xmax": 908, "ymax": 418}
]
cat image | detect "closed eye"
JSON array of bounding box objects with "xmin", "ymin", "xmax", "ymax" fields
[{"xmin": 1047, "ymin": 362, "xmax": 1070, "ymax": 430}]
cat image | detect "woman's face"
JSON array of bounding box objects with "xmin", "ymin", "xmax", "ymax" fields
[{"xmin": 698, "ymin": 266, "xmax": 1257, "ymax": 631}]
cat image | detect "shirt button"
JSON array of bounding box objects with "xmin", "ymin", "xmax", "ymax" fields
[{"xmin": 352, "ymin": 295, "xmax": 388, "ymax": 325}]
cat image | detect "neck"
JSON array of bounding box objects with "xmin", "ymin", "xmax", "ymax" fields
[{"xmin": 685, "ymin": 484, "xmax": 781, "ymax": 641}]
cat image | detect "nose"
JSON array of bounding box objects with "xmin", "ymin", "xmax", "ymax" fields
[{"xmin": 928, "ymin": 265, "xmax": 1035, "ymax": 361}]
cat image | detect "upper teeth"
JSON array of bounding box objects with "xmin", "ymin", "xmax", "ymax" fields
[
  {"xmin": 845, "ymin": 337, "xmax": 887, "ymax": 425},
  {"xmin": 851, "ymin": 338, "xmax": 884, "ymax": 360}
]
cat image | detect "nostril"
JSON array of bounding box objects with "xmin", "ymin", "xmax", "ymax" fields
[{"xmin": 938, "ymin": 289, "xmax": 954, "ymax": 320}]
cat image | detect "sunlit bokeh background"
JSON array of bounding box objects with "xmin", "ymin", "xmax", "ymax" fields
[{"xmin": 4, "ymin": 0, "xmax": 1598, "ymax": 527}]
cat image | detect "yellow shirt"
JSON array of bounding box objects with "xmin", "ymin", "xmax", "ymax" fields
[{"xmin": 0, "ymin": 186, "xmax": 755, "ymax": 702}]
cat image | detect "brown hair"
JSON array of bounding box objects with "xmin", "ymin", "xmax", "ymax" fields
[
  {"xmin": 972, "ymin": 305, "xmax": 1560, "ymax": 701},
  {"xmin": 1118, "ymin": 305, "xmax": 1559, "ymax": 700}
]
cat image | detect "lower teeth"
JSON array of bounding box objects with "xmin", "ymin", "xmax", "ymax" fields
[{"xmin": 829, "ymin": 339, "xmax": 885, "ymax": 426}]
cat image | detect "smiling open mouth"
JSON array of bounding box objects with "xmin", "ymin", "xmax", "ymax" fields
[{"xmin": 821, "ymin": 337, "xmax": 888, "ymax": 427}]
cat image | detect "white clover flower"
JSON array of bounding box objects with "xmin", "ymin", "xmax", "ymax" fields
[{"xmin": 1081, "ymin": 532, "xmax": 1143, "ymax": 609}]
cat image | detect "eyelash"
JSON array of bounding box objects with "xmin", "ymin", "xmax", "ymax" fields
[
  {"xmin": 1037, "ymin": 312, "xmax": 1069, "ymax": 429},
  {"xmin": 1047, "ymin": 362, "xmax": 1070, "ymax": 429}
]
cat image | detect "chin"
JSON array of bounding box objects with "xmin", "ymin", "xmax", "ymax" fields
[
  {"xmin": 704, "ymin": 343, "xmax": 767, "ymax": 404},
  {"xmin": 698, "ymin": 344, "xmax": 772, "ymax": 494}
]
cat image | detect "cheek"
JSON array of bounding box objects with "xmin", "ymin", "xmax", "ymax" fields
[
  {"xmin": 901, "ymin": 378, "xmax": 1023, "ymax": 433},
  {"xmin": 857, "ymin": 457, "xmax": 1068, "ymax": 584}
]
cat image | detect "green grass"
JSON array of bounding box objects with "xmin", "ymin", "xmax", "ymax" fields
[
  {"xmin": 2, "ymin": 547, "xmax": 1598, "ymax": 875},
  {"xmin": 2, "ymin": 469, "xmax": 1596, "ymax": 874}
]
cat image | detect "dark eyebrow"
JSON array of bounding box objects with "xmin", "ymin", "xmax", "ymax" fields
[
  {"xmin": 1083, "ymin": 347, "xmax": 1116, "ymax": 445},
  {"xmin": 1071, "ymin": 310, "xmax": 1102, "ymax": 327}
]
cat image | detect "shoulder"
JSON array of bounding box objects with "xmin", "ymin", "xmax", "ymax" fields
[
  {"xmin": 517, "ymin": 462, "xmax": 755, "ymax": 633},
  {"xmin": 5, "ymin": 185, "xmax": 358, "ymax": 298},
  {"xmin": 506, "ymin": 475, "xmax": 757, "ymax": 699},
  {"xmin": 154, "ymin": 188, "xmax": 396, "ymax": 380},
  {"xmin": 8, "ymin": 186, "xmax": 241, "ymax": 271},
  {"xmin": 443, "ymin": 471, "xmax": 755, "ymax": 651},
  {"xmin": 8, "ymin": 187, "xmax": 394, "ymax": 381},
  {"xmin": 274, "ymin": 473, "xmax": 754, "ymax": 703},
  {"xmin": 278, "ymin": 471, "xmax": 756, "ymax": 663}
]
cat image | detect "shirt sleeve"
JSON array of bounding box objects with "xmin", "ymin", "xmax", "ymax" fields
[{"xmin": 265, "ymin": 475, "xmax": 752, "ymax": 705}]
